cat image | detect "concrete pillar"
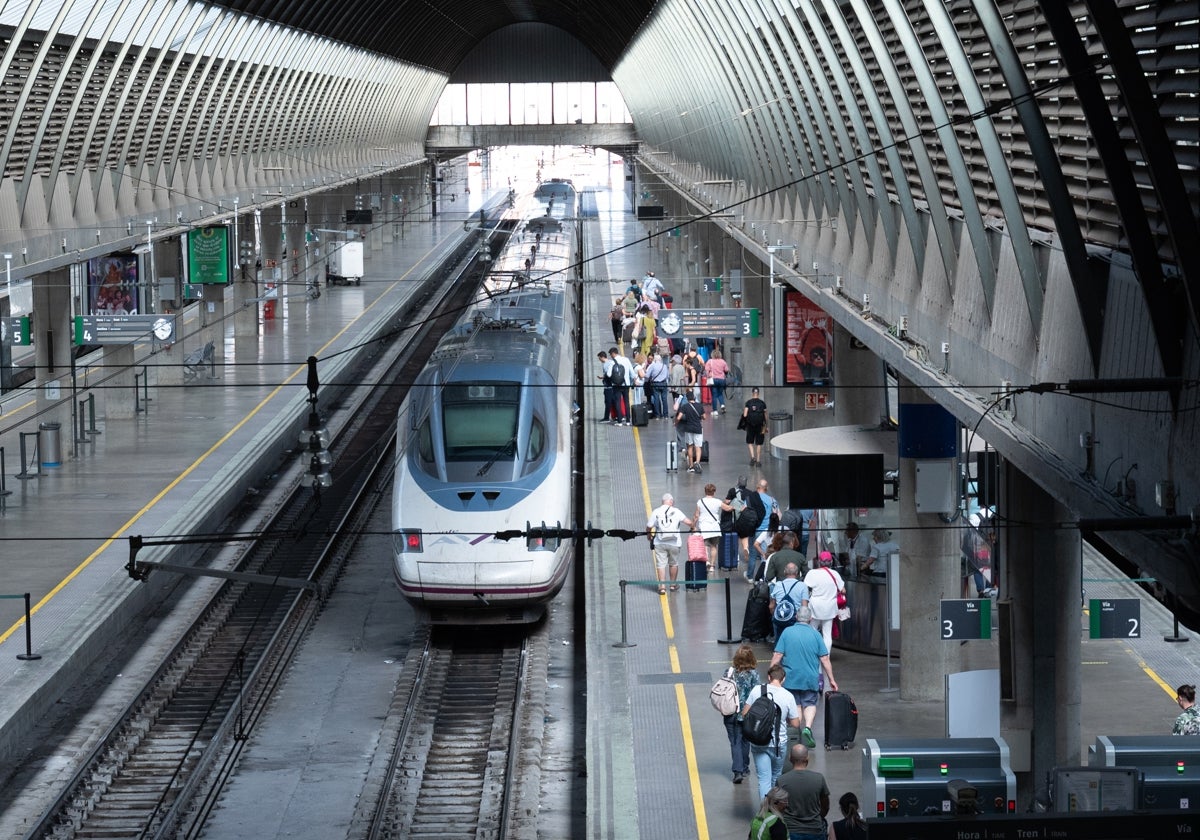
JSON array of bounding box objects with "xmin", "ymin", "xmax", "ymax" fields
[
  {"xmin": 1001, "ymin": 465, "xmax": 1081, "ymax": 803},
  {"xmin": 32, "ymin": 268, "xmax": 73, "ymax": 433},
  {"xmin": 102, "ymin": 344, "xmax": 137, "ymax": 419},
  {"xmin": 832, "ymin": 330, "xmax": 883, "ymax": 427},
  {"xmin": 897, "ymin": 382, "xmax": 965, "ymax": 700}
]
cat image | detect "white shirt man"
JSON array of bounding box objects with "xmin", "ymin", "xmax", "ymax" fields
[{"xmin": 646, "ymin": 492, "xmax": 693, "ymax": 593}]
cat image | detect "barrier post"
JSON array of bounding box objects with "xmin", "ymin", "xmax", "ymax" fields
[
  {"xmin": 134, "ymin": 366, "xmax": 151, "ymax": 413},
  {"xmin": 612, "ymin": 580, "xmax": 636, "ymax": 648},
  {"xmin": 5, "ymin": 593, "xmax": 42, "ymax": 661},
  {"xmin": 15, "ymin": 431, "xmax": 39, "ymax": 480},
  {"xmin": 718, "ymin": 575, "xmax": 740, "ymax": 644},
  {"xmin": 85, "ymin": 392, "xmax": 100, "ymax": 436},
  {"xmin": 77, "ymin": 398, "xmax": 91, "ymax": 444},
  {"xmin": 0, "ymin": 447, "xmax": 9, "ymax": 512}
]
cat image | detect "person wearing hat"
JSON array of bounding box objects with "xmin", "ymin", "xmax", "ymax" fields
[
  {"xmin": 646, "ymin": 492, "xmax": 693, "ymax": 594},
  {"xmin": 742, "ymin": 387, "xmax": 769, "ymax": 466},
  {"xmin": 803, "ymin": 551, "xmax": 846, "ymax": 652}
]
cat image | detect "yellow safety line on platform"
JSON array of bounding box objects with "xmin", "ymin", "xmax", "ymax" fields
[
  {"xmin": 1123, "ymin": 645, "xmax": 1177, "ymax": 699},
  {"xmin": 0, "ymin": 255, "xmax": 435, "ymax": 646},
  {"xmin": 634, "ymin": 426, "xmax": 710, "ymax": 840}
]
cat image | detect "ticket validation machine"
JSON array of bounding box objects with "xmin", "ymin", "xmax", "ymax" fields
[
  {"xmin": 863, "ymin": 737, "xmax": 1016, "ymax": 817},
  {"xmin": 1089, "ymin": 735, "xmax": 1199, "ymax": 811}
]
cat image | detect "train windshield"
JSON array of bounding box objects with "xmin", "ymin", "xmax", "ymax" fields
[{"xmin": 441, "ymin": 382, "xmax": 521, "ymax": 461}]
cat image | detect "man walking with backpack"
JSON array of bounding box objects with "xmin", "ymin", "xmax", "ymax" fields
[
  {"xmin": 769, "ymin": 563, "xmax": 808, "ymax": 642},
  {"xmin": 722, "ymin": 475, "xmax": 766, "ymax": 576},
  {"xmin": 741, "ymin": 387, "xmax": 769, "ymax": 466},
  {"xmin": 742, "ymin": 664, "xmax": 801, "ymax": 799}
]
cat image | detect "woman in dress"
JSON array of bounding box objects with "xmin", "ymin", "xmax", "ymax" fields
[{"xmin": 803, "ymin": 551, "xmax": 845, "ymax": 652}]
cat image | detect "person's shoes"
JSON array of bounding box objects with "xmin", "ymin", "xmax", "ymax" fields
[
  {"xmin": 733, "ymin": 772, "xmax": 744, "ymax": 784},
  {"xmin": 802, "ymin": 727, "xmax": 816, "ymax": 748},
  {"xmin": 658, "ymin": 586, "xmax": 667, "ymax": 595},
  {"xmin": 669, "ymin": 584, "xmax": 679, "ymax": 592},
  {"xmin": 749, "ymin": 458, "xmax": 755, "ymax": 467},
  {"xmin": 687, "ymin": 466, "xmax": 696, "ymax": 473},
  {"xmin": 693, "ymin": 464, "xmax": 702, "ymax": 474}
]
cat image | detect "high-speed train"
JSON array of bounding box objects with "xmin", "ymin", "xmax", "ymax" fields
[{"xmin": 392, "ymin": 182, "xmax": 579, "ymax": 623}]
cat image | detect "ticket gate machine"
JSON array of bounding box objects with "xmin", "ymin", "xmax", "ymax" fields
[
  {"xmin": 1089, "ymin": 735, "xmax": 1199, "ymax": 811},
  {"xmin": 864, "ymin": 737, "xmax": 1016, "ymax": 818}
]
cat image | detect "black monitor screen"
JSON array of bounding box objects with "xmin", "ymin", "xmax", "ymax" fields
[{"xmin": 788, "ymin": 454, "xmax": 885, "ymax": 508}]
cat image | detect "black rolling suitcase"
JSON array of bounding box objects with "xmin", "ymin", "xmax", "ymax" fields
[
  {"xmin": 718, "ymin": 531, "xmax": 740, "ymax": 571},
  {"xmin": 824, "ymin": 690, "xmax": 858, "ymax": 750},
  {"xmin": 685, "ymin": 559, "xmax": 707, "ymax": 591},
  {"xmin": 740, "ymin": 581, "xmax": 772, "ymax": 641},
  {"xmin": 631, "ymin": 403, "xmax": 649, "ymax": 427},
  {"xmin": 700, "ymin": 440, "xmax": 709, "ymax": 462}
]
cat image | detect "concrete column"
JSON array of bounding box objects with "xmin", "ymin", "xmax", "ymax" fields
[
  {"xmin": 897, "ymin": 383, "xmax": 965, "ymax": 700},
  {"xmin": 832, "ymin": 330, "xmax": 883, "ymax": 427},
  {"xmin": 32, "ymin": 268, "xmax": 72, "ymax": 433},
  {"xmin": 102, "ymin": 344, "xmax": 137, "ymax": 419},
  {"xmin": 1000, "ymin": 465, "xmax": 1081, "ymax": 802}
]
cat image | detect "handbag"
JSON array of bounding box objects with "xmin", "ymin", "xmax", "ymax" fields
[
  {"xmin": 736, "ymin": 416, "xmax": 748, "ymax": 430},
  {"xmin": 825, "ymin": 568, "xmax": 847, "ymax": 608},
  {"xmin": 837, "ymin": 606, "xmax": 851, "ymax": 621}
]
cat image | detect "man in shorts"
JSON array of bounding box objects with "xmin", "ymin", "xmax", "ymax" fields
[
  {"xmin": 771, "ymin": 605, "xmax": 838, "ymax": 748},
  {"xmin": 646, "ymin": 492, "xmax": 694, "ymax": 593},
  {"xmin": 742, "ymin": 387, "xmax": 768, "ymax": 466}
]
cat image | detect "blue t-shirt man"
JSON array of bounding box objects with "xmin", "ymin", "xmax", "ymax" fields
[{"xmin": 771, "ymin": 609, "xmax": 838, "ymax": 749}]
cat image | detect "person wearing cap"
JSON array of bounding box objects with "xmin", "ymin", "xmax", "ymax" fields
[
  {"xmin": 803, "ymin": 551, "xmax": 846, "ymax": 652},
  {"xmin": 742, "ymin": 387, "xmax": 769, "ymax": 466},
  {"xmin": 646, "ymin": 492, "xmax": 694, "ymax": 594}
]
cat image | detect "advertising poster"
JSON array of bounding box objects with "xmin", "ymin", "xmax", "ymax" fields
[
  {"xmin": 784, "ymin": 290, "xmax": 833, "ymax": 385},
  {"xmin": 188, "ymin": 227, "xmax": 229, "ymax": 285},
  {"xmin": 88, "ymin": 254, "xmax": 140, "ymax": 314}
]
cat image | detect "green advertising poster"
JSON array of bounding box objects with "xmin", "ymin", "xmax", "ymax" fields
[{"xmin": 188, "ymin": 227, "xmax": 229, "ymax": 285}]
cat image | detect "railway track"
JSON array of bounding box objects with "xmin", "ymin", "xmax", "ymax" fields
[
  {"xmin": 25, "ymin": 230, "xmax": 504, "ymax": 840},
  {"xmin": 365, "ymin": 628, "xmax": 539, "ymax": 840}
]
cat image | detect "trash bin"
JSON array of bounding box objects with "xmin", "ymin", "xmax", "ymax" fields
[
  {"xmin": 769, "ymin": 412, "xmax": 793, "ymax": 439},
  {"xmin": 39, "ymin": 421, "xmax": 62, "ymax": 468}
]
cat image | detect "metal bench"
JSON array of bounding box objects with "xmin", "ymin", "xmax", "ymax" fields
[{"xmin": 183, "ymin": 340, "xmax": 215, "ymax": 381}]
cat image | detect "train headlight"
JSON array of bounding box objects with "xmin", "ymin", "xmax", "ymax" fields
[{"xmin": 394, "ymin": 530, "xmax": 423, "ymax": 553}]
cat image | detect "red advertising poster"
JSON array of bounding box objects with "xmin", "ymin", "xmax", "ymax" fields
[
  {"xmin": 784, "ymin": 291, "xmax": 833, "ymax": 385},
  {"xmin": 88, "ymin": 254, "xmax": 140, "ymax": 315}
]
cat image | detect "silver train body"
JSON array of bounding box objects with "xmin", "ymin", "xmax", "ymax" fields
[{"xmin": 392, "ymin": 183, "xmax": 579, "ymax": 623}]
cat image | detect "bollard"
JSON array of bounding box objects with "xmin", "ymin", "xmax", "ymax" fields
[
  {"xmin": 134, "ymin": 366, "xmax": 151, "ymax": 413},
  {"xmin": 0, "ymin": 593, "xmax": 42, "ymax": 660},
  {"xmin": 718, "ymin": 575, "xmax": 740, "ymax": 644},
  {"xmin": 84, "ymin": 392, "xmax": 100, "ymax": 436},
  {"xmin": 15, "ymin": 431, "xmax": 39, "ymax": 480},
  {"xmin": 612, "ymin": 580, "xmax": 637, "ymax": 648},
  {"xmin": 0, "ymin": 447, "xmax": 9, "ymax": 512}
]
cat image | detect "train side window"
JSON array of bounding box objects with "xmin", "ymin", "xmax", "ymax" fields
[
  {"xmin": 527, "ymin": 418, "xmax": 545, "ymax": 461},
  {"xmin": 417, "ymin": 419, "xmax": 433, "ymax": 462}
]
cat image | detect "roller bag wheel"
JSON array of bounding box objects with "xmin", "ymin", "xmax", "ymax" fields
[
  {"xmin": 631, "ymin": 403, "xmax": 649, "ymax": 427},
  {"xmin": 685, "ymin": 559, "xmax": 707, "ymax": 591},
  {"xmin": 823, "ymin": 690, "xmax": 858, "ymax": 750},
  {"xmin": 718, "ymin": 531, "xmax": 740, "ymax": 571},
  {"xmin": 740, "ymin": 581, "xmax": 772, "ymax": 641},
  {"xmin": 687, "ymin": 532, "xmax": 708, "ymax": 563},
  {"xmin": 666, "ymin": 440, "xmax": 678, "ymax": 472}
]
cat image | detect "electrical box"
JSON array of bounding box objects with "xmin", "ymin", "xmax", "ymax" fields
[{"xmin": 915, "ymin": 459, "xmax": 955, "ymax": 513}]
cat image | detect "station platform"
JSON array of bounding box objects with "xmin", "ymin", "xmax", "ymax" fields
[
  {"xmin": 578, "ymin": 188, "xmax": 1200, "ymax": 838},
  {"xmin": 0, "ymin": 209, "xmax": 478, "ymax": 773},
  {"xmin": 0, "ymin": 175, "xmax": 1195, "ymax": 839}
]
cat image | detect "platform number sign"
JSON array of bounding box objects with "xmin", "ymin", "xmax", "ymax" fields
[
  {"xmin": 940, "ymin": 599, "xmax": 992, "ymax": 640},
  {"xmin": 1089, "ymin": 599, "xmax": 1140, "ymax": 639}
]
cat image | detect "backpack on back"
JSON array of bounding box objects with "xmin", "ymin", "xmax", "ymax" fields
[
  {"xmin": 609, "ymin": 363, "xmax": 626, "ymax": 387},
  {"xmin": 709, "ymin": 667, "xmax": 739, "ymax": 716},
  {"xmin": 741, "ymin": 688, "xmax": 781, "ymax": 747},
  {"xmin": 734, "ymin": 491, "xmax": 762, "ymax": 538},
  {"xmin": 746, "ymin": 403, "xmax": 766, "ymax": 428},
  {"xmin": 773, "ymin": 580, "xmax": 800, "ymax": 622}
]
